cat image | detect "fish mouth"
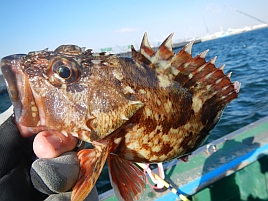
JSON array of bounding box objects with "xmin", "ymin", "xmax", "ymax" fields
[
  {"xmin": 1, "ymin": 54, "xmax": 42, "ymax": 130},
  {"xmin": 1, "ymin": 54, "xmax": 26, "ymax": 118}
]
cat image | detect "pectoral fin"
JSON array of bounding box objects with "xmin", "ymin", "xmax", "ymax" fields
[
  {"xmin": 108, "ymin": 154, "xmax": 146, "ymax": 201},
  {"xmin": 71, "ymin": 143, "xmax": 110, "ymax": 201}
]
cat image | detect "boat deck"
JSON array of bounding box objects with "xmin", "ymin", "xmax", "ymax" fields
[{"xmin": 99, "ymin": 116, "xmax": 268, "ymax": 201}]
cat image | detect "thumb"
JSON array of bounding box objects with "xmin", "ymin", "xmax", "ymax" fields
[{"xmin": 33, "ymin": 131, "xmax": 78, "ymax": 158}]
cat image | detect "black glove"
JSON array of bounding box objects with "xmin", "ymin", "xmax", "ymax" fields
[{"xmin": 0, "ymin": 115, "xmax": 47, "ymax": 201}]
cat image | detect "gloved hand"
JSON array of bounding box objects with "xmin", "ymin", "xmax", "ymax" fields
[
  {"xmin": 0, "ymin": 111, "xmax": 99, "ymax": 201},
  {"xmin": 31, "ymin": 151, "xmax": 99, "ymax": 201},
  {"xmin": 0, "ymin": 115, "xmax": 46, "ymax": 201}
]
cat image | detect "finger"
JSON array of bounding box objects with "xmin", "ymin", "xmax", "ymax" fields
[{"xmin": 33, "ymin": 131, "xmax": 78, "ymax": 158}]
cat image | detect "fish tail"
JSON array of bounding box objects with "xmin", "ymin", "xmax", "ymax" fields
[
  {"xmin": 71, "ymin": 143, "xmax": 110, "ymax": 201},
  {"xmin": 108, "ymin": 154, "xmax": 146, "ymax": 201}
]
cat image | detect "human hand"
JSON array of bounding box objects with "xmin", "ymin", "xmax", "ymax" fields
[
  {"xmin": 15, "ymin": 121, "xmax": 78, "ymax": 159},
  {"xmin": 0, "ymin": 107, "xmax": 99, "ymax": 201},
  {"xmin": 0, "ymin": 115, "xmax": 47, "ymax": 200},
  {"xmin": 31, "ymin": 150, "xmax": 99, "ymax": 201}
]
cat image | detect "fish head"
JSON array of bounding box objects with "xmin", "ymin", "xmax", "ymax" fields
[{"xmin": 1, "ymin": 45, "xmax": 143, "ymax": 142}]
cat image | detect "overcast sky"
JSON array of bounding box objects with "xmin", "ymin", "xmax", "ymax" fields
[{"xmin": 1, "ymin": 0, "xmax": 268, "ymax": 59}]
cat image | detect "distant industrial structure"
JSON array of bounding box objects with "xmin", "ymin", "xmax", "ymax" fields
[
  {"xmin": 96, "ymin": 23, "xmax": 267, "ymax": 58},
  {"xmin": 96, "ymin": 6, "xmax": 267, "ymax": 56},
  {"xmin": 200, "ymin": 23, "xmax": 267, "ymax": 42}
]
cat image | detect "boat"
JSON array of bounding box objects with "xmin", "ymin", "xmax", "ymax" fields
[
  {"xmin": 99, "ymin": 116, "xmax": 268, "ymax": 201},
  {"xmin": 1, "ymin": 106, "xmax": 267, "ymax": 200}
]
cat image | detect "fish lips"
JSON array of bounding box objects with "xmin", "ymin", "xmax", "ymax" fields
[
  {"xmin": 1, "ymin": 54, "xmax": 41, "ymax": 129},
  {"xmin": 1, "ymin": 54, "xmax": 25, "ymax": 116}
]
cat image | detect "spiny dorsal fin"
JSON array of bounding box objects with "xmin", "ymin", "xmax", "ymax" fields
[
  {"xmin": 132, "ymin": 33, "xmax": 240, "ymax": 133},
  {"xmin": 173, "ymin": 50, "xmax": 208, "ymax": 85},
  {"xmin": 135, "ymin": 33, "xmax": 176, "ymax": 76},
  {"xmin": 182, "ymin": 53, "xmax": 240, "ymax": 119},
  {"xmin": 133, "ymin": 33, "xmax": 240, "ymax": 105}
]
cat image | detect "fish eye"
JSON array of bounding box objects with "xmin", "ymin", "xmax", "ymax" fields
[
  {"xmin": 48, "ymin": 57, "xmax": 81, "ymax": 85},
  {"xmin": 57, "ymin": 65, "xmax": 71, "ymax": 79}
]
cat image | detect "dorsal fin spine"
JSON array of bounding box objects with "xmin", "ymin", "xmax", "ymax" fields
[
  {"xmin": 184, "ymin": 40, "xmax": 194, "ymax": 55},
  {"xmin": 140, "ymin": 32, "xmax": 155, "ymax": 60},
  {"xmin": 199, "ymin": 49, "xmax": 209, "ymax": 58}
]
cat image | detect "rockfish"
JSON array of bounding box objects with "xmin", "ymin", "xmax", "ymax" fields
[{"xmin": 1, "ymin": 33, "xmax": 240, "ymax": 201}]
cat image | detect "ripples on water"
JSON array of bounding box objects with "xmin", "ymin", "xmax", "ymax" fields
[{"xmin": 0, "ymin": 93, "xmax": 11, "ymax": 113}]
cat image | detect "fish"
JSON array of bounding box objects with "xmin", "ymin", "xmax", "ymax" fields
[{"xmin": 1, "ymin": 33, "xmax": 240, "ymax": 201}]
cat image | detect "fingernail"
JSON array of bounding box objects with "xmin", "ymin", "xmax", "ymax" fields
[{"xmin": 46, "ymin": 135, "xmax": 62, "ymax": 150}]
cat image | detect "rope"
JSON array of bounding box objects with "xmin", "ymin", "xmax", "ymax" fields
[
  {"xmin": 137, "ymin": 163, "xmax": 190, "ymax": 201},
  {"xmin": 144, "ymin": 163, "xmax": 166, "ymax": 189}
]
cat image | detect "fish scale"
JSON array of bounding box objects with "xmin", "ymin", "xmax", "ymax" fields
[{"xmin": 1, "ymin": 32, "xmax": 240, "ymax": 201}]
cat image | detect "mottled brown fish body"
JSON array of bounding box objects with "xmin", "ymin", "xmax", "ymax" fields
[
  {"xmin": 108, "ymin": 59, "xmax": 197, "ymax": 162},
  {"xmin": 112, "ymin": 60, "xmax": 218, "ymax": 163},
  {"xmin": 1, "ymin": 33, "xmax": 240, "ymax": 201}
]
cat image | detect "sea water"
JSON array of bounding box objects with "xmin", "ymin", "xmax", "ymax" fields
[{"xmin": 0, "ymin": 27, "xmax": 267, "ymax": 194}]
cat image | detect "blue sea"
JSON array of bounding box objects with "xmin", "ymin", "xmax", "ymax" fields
[{"xmin": 0, "ymin": 27, "xmax": 268, "ymax": 194}]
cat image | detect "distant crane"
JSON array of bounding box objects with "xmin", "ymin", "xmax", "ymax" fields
[
  {"xmin": 203, "ymin": 17, "xmax": 209, "ymax": 35},
  {"xmin": 225, "ymin": 5, "xmax": 267, "ymax": 25}
]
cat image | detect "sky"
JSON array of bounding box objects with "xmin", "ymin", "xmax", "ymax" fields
[{"xmin": 1, "ymin": 0, "xmax": 268, "ymax": 59}]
